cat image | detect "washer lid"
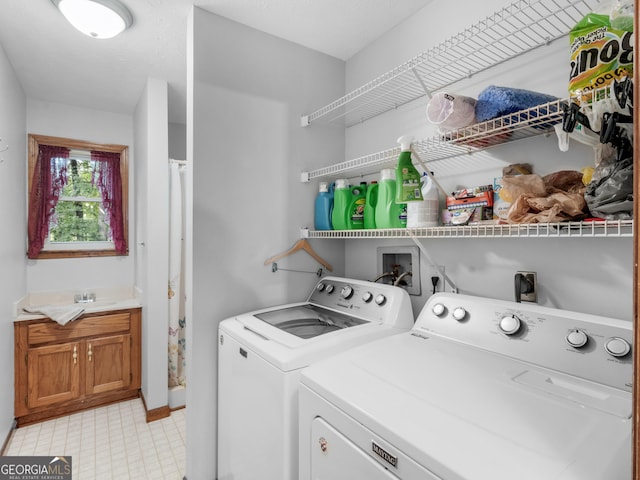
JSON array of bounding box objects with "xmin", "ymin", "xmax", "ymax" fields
[
  {"xmin": 220, "ymin": 305, "xmax": 404, "ymax": 372},
  {"xmin": 254, "ymin": 304, "xmax": 366, "ymax": 339},
  {"xmin": 301, "ymin": 332, "xmax": 632, "ymax": 480}
]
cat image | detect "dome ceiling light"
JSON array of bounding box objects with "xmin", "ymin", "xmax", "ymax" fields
[{"xmin": 51, "ymin": 0, "xmax": 133, "ymax": 39}]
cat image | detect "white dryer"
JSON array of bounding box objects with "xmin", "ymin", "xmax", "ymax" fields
[
  {"xmin": 217, "ymin": 276, "xmax": 414, "ymax": 480},
  {"xmin": 299, "ymin": 292, "xmax": 632, "ymax": 480}
]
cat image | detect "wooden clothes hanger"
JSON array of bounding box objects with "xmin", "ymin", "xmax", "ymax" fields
[{"xmin": 264, "ymin": 239, "xmax": 333, "ymax": 272}]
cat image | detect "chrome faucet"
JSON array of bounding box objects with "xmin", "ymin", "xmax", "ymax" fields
[{"xmin": 74, "ymin": 292, "xmax": 96, "ymax": 303}]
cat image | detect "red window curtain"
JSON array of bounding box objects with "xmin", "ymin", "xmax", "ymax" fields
[
  {"xmin": 92, "ymin": 150, "xmax": 127, "ymax": 254},
  {"xmin": 27, "ymin": 145, "xmax": 70, "ymax": 258}
]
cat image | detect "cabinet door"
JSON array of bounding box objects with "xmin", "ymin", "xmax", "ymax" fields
[
  {"xmin": 27, "ymin": 342, "xmax": 80, "ymax": 408},
  {"xmin": 86, "ymin": 334, "xmax": 131, "ymax": 395}
]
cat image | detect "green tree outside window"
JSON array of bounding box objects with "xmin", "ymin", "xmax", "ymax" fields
[{"xmin": 49, "ymin": 158, "xmax": 111, "ymax": 243}]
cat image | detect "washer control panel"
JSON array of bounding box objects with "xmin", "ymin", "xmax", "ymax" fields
[
  {"xmin": 417, "ymin": 293, "xmax": 633, "ymax": 392},
  {"xmin": 307, "ymin": 277, "xmax": 413, "ymax": 328}
]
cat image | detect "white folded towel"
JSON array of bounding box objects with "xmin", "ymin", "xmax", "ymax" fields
[{"xmin": 23, "ymin": 305, "xmax": 85, "ymax": 325}]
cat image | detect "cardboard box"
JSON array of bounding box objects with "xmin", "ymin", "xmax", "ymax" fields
[
  {"xmin": 446, "ymin": 184, "xmax": 494, "ymax": 224},
  {"xmin": 447, "ymin": 185, "xmax": 493, "ymax": 206},
  {"xmin": 493, "ymin": 177, "xmax": 511, "ymax": 222}
]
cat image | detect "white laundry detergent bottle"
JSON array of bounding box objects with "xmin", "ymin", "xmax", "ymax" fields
[{"xmin": 407, "ymin": 172, "xmax": 439, "ymax": 228}]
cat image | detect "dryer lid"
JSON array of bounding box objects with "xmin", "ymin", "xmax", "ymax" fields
[{"xmin": 301, "ymin": 332, "xmax": 632, "ymax": 480}]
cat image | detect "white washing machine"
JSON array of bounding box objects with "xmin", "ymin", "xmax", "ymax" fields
[
  {"xmin": 299, "ymin": 292, "xmax": 633, "ymax": 480},
  {"xmin": 217, "ymin": 276, "xmax": 414, "ymax": 480}
]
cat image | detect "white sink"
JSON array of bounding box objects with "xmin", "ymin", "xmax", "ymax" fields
[
  {"xmin": 77, "ymin": 300, "xmax": 117, "ymax": 308},
  {"xmin": 15, "ymin": 287, "xmax": 142, "ymax": 320}
]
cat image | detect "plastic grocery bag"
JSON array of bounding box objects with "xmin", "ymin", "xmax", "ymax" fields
[
  {"xmin": 502, "ymin": 171, "xmax": 588, "ymax": 223},
  {"xmin": 426, "ymin": 92, "xmax": 477, "ymax": 130},
  {"xmin": 584, "ymin": 144, "xmax": 633, "ymax": 219}
]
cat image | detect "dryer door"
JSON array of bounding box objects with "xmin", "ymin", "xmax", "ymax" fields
[{"xmin": 311, "ymin": 417, "xmax": 398, "ymax": 479}]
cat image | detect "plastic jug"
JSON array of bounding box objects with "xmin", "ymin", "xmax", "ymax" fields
[
  {"xmin": 332, "ymin": 180, "xmax": 367, "ymax": 230},
  {"xmin": 395, "ymin": 135, "xmax": 423, "ymax": 203},
  {"xmin": 314, "ymin": 182, "xmax": 334, "ymax": 230},
  {"xmin": 376, "ymin": 169, "xmax": 406, "ymax": 229},
  {"xmin": 348, "ymin": 182, "xmax": 367, "ymax": 229},
  {"xmin": 331, "ymin": 179, "xmax": 350, "ymax": 230},
  {"xmin": 364, "ymin": 181, "xmax": 378, "ymax": 229},
  {"xmin": 407, "ymin": 172, "xmax": 439, "ymax": 228}
]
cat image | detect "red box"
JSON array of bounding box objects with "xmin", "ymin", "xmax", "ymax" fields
[{"xmin": 446, "ymin": 185, "xmax": 494, "ymax": 210}]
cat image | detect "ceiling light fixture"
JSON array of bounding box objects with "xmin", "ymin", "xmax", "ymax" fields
[{"xmin": 51, "ymin": 0, "xmax": 133, "ymax": 39}]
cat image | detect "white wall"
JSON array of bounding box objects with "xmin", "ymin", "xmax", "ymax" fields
[
  {"xmin": 0, "ymin": 42, "xmax": 26, "ymax": 446},
  {"xmin": 133, "ymin": 78, "xmax": 170, "ymax": 411},
  {"xmin": 25, "ymin": 99, "xmax": 136, "ymax": 292},
  {"xmin": 187, "ymin": 7, "xmax": 345, "ymax": 478},
  {"xmin": 343, "ymin": 0, "xmax": 633, "ymax": 320}
]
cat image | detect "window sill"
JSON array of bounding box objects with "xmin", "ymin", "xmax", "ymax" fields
[{"xmin": 31, "ymin": 249, "xmax": 129, "ymax": 260}]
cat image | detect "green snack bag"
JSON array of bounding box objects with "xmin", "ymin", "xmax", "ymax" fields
[{"xmin": 569, "ymin": 13, "xmax": 633, "ymax": 100}]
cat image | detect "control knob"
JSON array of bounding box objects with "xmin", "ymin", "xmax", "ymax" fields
[
  {"xmin": 452, "ymin": 307, "xmax": 467, "ymax": 321},
  {"xmin": 316, "ymin": 282, "xmax": 326, "ymax": 292},
  {"xmin": 604, "ymin": 337, "xmax": 631, "ymax": 358},
  {"xmin": 499, "ymin": 315, "xmax": 521, "ymax": 335},
  {"xmin": 432, "ymin": 303, "xmax": 446, "ymax": 317},
  {"xmin": 375, "ymin": 294, "xmax": 387, "ymax": 306},
  {"xmin": 362, "ymin": 291, "xmax": 373, "ymax": 303},
  {"xmin": 325, "ymin": 284, "xmax": 335, "ymax": 294},
  {"xmin": 340, "ymin": 285, "xmax": 354, "ymax": 299},
  {"xmin": 565, "ymin": 329, "xmax": 588, "ymax": 348}
]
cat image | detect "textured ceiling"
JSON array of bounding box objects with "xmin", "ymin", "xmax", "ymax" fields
[{"xmin": 0, "ymin": 0, "xmax": 431, "ymax": 125}]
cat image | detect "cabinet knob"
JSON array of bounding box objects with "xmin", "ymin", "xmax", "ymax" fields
[
  {"xmin": 88, "ymin": 343, "xmax": 93, "ymax": 362},
  {"xmin": 73, "ymin": 345, "xmax": 78, "ymax": 365}
]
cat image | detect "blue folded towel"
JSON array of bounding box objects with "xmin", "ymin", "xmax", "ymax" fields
[{"xmin": 475, "ymin": 85, "xmax": 558, "ymax": 122}]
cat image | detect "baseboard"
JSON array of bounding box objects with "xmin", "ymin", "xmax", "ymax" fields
[
  {"xmin": 140, "ymin": 392, "xmax": 171, "ymax": 423},
  {"xmin": 0, "ymin": 420, "xmax": 17, "ymax": 455},
  {"xmin": 16, "ymin": 390, "xmax": 140, "ymax": 427}
]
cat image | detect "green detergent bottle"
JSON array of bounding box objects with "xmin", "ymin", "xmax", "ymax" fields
[
  {"xmin": 348, "ymin": 182, "xmax": 367, "ymax": 229},
  {"xmin": 376, "ymin": 169, "xmax": 406, "ymax": 228},
  {"xmin": 332, "ymin": 180, "xmax": 367, "ymax": 230},
  {"xmin": 395, "ymin": 135, "xmax": 423, "ymax": 203},
  {"xmin": 364, "ymin": 181, "xmax": 378, "ymax": 229},
  {"xmin": 331, "ymin": 179, "xmax": 350, "ymax": 230}
]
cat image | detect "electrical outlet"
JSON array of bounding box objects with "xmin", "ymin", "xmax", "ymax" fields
[
  {"xmin": 426, "ymin": 264, "xmax": 445, "ymax": 295},
  {"xmin": 516, "ymin": 271, "xmax": 537, "ymax": 302}
]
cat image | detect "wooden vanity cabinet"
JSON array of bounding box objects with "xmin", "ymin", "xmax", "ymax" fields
[{"xmin": 14, "ymin": 307, "xmax": 141, "ymax": 426}]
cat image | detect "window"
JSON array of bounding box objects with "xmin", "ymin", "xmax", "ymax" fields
[{"xmin": 27, "ymin": 134, "xmax": 129, "ymax": 259}]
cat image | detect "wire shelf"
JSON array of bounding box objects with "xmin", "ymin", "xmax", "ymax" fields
[
  {"xmin": 301, "ymin": 0, "xmax": 597, "ymax": 128},
  {"xmin": 302, "ymin": 80, "xmax": 628, "ymax": 182},
  {"xmin": 305, "ymin": 220, "xmax": 634, "ymax": 239},
  {"xmin": 304, "ymin": 98, "xmax": 565, "ymax": 181}
]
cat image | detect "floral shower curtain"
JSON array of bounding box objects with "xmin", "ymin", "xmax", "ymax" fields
[{"xmin": 168, "ymin": 162, "xmax": 186, "ymax": 388}]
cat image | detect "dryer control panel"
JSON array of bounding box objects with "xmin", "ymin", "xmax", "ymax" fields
[{"xmin": 415, "ymin": 293, "xmax": 633, "ymax": 393}]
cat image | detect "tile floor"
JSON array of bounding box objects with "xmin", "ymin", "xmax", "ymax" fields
[{"xmin": 3, "ymin": 398, "xmax": 185, "ymax": 480}]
